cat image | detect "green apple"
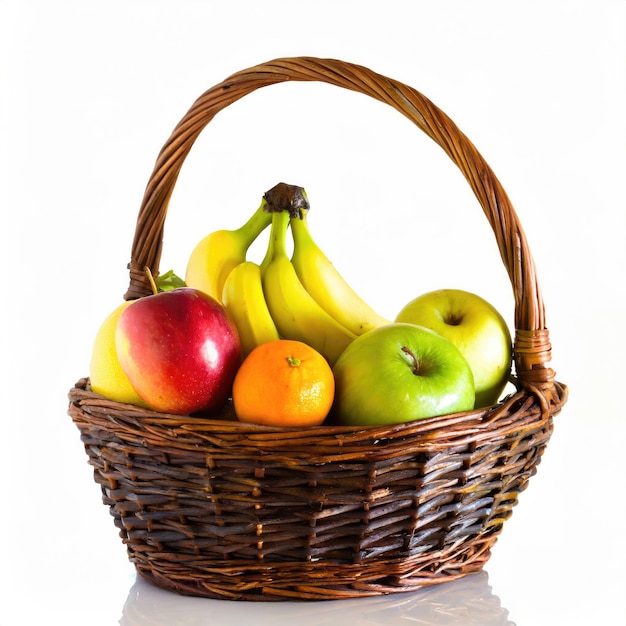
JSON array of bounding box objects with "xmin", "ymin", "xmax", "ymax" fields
[
  {"xmin": 395, "ymin": 289, "xmax": 512, "ymax": 408},
  {"xmin": 332, "ymin": 323, "xmax": 475, "ymax": 426}
]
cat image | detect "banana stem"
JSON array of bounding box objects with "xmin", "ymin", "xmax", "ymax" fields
[
  {"xmin": 262, "ymin": 210, "xmax": 290, "ymax": 271},
  {"xmin": 235, "ymin": 199, "xmax": 273, "ymax": 246},
  {"xmin": 263, "ymin": 182, "xmax": 310, "ymax": 218},
  {"xmin": 289, "ymin": 207, "xmax": 313, "ymax": 248}
]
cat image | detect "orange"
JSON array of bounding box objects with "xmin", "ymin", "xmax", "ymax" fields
[{"xmin": 232, "ymin": 339, "xmax": 335, "ymax": 427}]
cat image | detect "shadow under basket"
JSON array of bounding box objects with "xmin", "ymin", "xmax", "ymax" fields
[{"xmin": 68, "ymin": 57, "xmax": 568, "ymax": 601}]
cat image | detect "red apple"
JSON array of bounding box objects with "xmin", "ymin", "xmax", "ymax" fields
[{"xmin": 116, "ymin": 288, "xmax": 241, "ymax": 415}]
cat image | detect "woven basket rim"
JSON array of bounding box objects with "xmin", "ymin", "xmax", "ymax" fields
[{"xmin": 70, "ymin": 375, "xmax": 567, "ymax": 448}]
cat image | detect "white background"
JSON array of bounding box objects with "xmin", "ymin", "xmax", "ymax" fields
[{"xmin": 1, "ymin": 1, "xmax": 625, "ymax": 624}]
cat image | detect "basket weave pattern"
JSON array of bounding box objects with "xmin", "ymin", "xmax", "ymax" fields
[{"xmin": 68, "ymin": 57, "xmax": 567, "ymax": 601}]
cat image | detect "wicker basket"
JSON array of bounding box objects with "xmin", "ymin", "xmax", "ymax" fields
[{"xmin": 68, "ymin": 57, "xmax": 567, "ymax": 601}]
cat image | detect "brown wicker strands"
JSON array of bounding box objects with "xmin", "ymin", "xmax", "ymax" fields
[{"xmin": 68, "ymin": 57, "xmax": 567, "ymax": 601}]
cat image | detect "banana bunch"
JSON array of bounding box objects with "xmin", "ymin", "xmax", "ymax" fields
[{"xmin": 186, "ymin": 183, "xmax": 390, "ymax": 363}]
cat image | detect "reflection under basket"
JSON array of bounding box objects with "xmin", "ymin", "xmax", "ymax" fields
[{"xmin": 120, "ymin": 570, "xmax": 515, "ymax": 626}]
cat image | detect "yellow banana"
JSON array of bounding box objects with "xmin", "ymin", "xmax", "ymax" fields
[
  {"xmin": 290, "ymin": 207, "xmax": 391, "ymax": 335},
  {"xmin": 185, "ymin": 200, "xmax": 271, "ymax": 302},
  {"xmin": 222, "ymin": 261, "xmax": 280, "ymax": 358},
  {"xmin": 261, "ymin": 209, "xmax": 356, "ymax": 366}
]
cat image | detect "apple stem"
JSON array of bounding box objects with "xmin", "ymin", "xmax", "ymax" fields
[
  {"xmin": 401, "ymin": 346, "xmax": 420, "ymax": 375},
  {"xmin": 263, "ymin": 182, "xmax": 310, "ymax": 218},
  {"xmin": 444, "ymin": 313, "xmax": 464, "ymax": 326},
  {"xmin": 144, "ymin": 266, "xmax": 159, "ymax": 295}
]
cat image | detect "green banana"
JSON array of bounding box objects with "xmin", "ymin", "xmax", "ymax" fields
[
  {"xmin": 290, "ymin": 208, "xmax": 391, "ymax": 335},
  {"xmin": 185, "ymin": 200, "xmax": 272, "ymax": 303},
  {"xmin": 222, "ymin": 261, "xmax": 280, "ymax": 358},
  {"xmin": 261, "ymin": 209, "xmax": 356, "ymax": 366}
]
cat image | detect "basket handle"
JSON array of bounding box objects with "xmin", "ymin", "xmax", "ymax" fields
[{"xmin": 124, "ymin": 56, "xmax": 556, "ymax": 399}]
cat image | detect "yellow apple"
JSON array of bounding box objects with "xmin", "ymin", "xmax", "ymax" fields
[{"xmin": 89, "ymin": 301, "xmax": 147, "ymax": 406}]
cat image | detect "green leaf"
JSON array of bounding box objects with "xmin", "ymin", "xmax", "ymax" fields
[{"xmin": 155, "ymin": 269, "xmax": 186, "ymax": 292}]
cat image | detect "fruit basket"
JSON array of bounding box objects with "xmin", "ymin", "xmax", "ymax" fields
[{"xmin": 68, "ymin": 56, "xmax": 568, "ymax": 601}]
